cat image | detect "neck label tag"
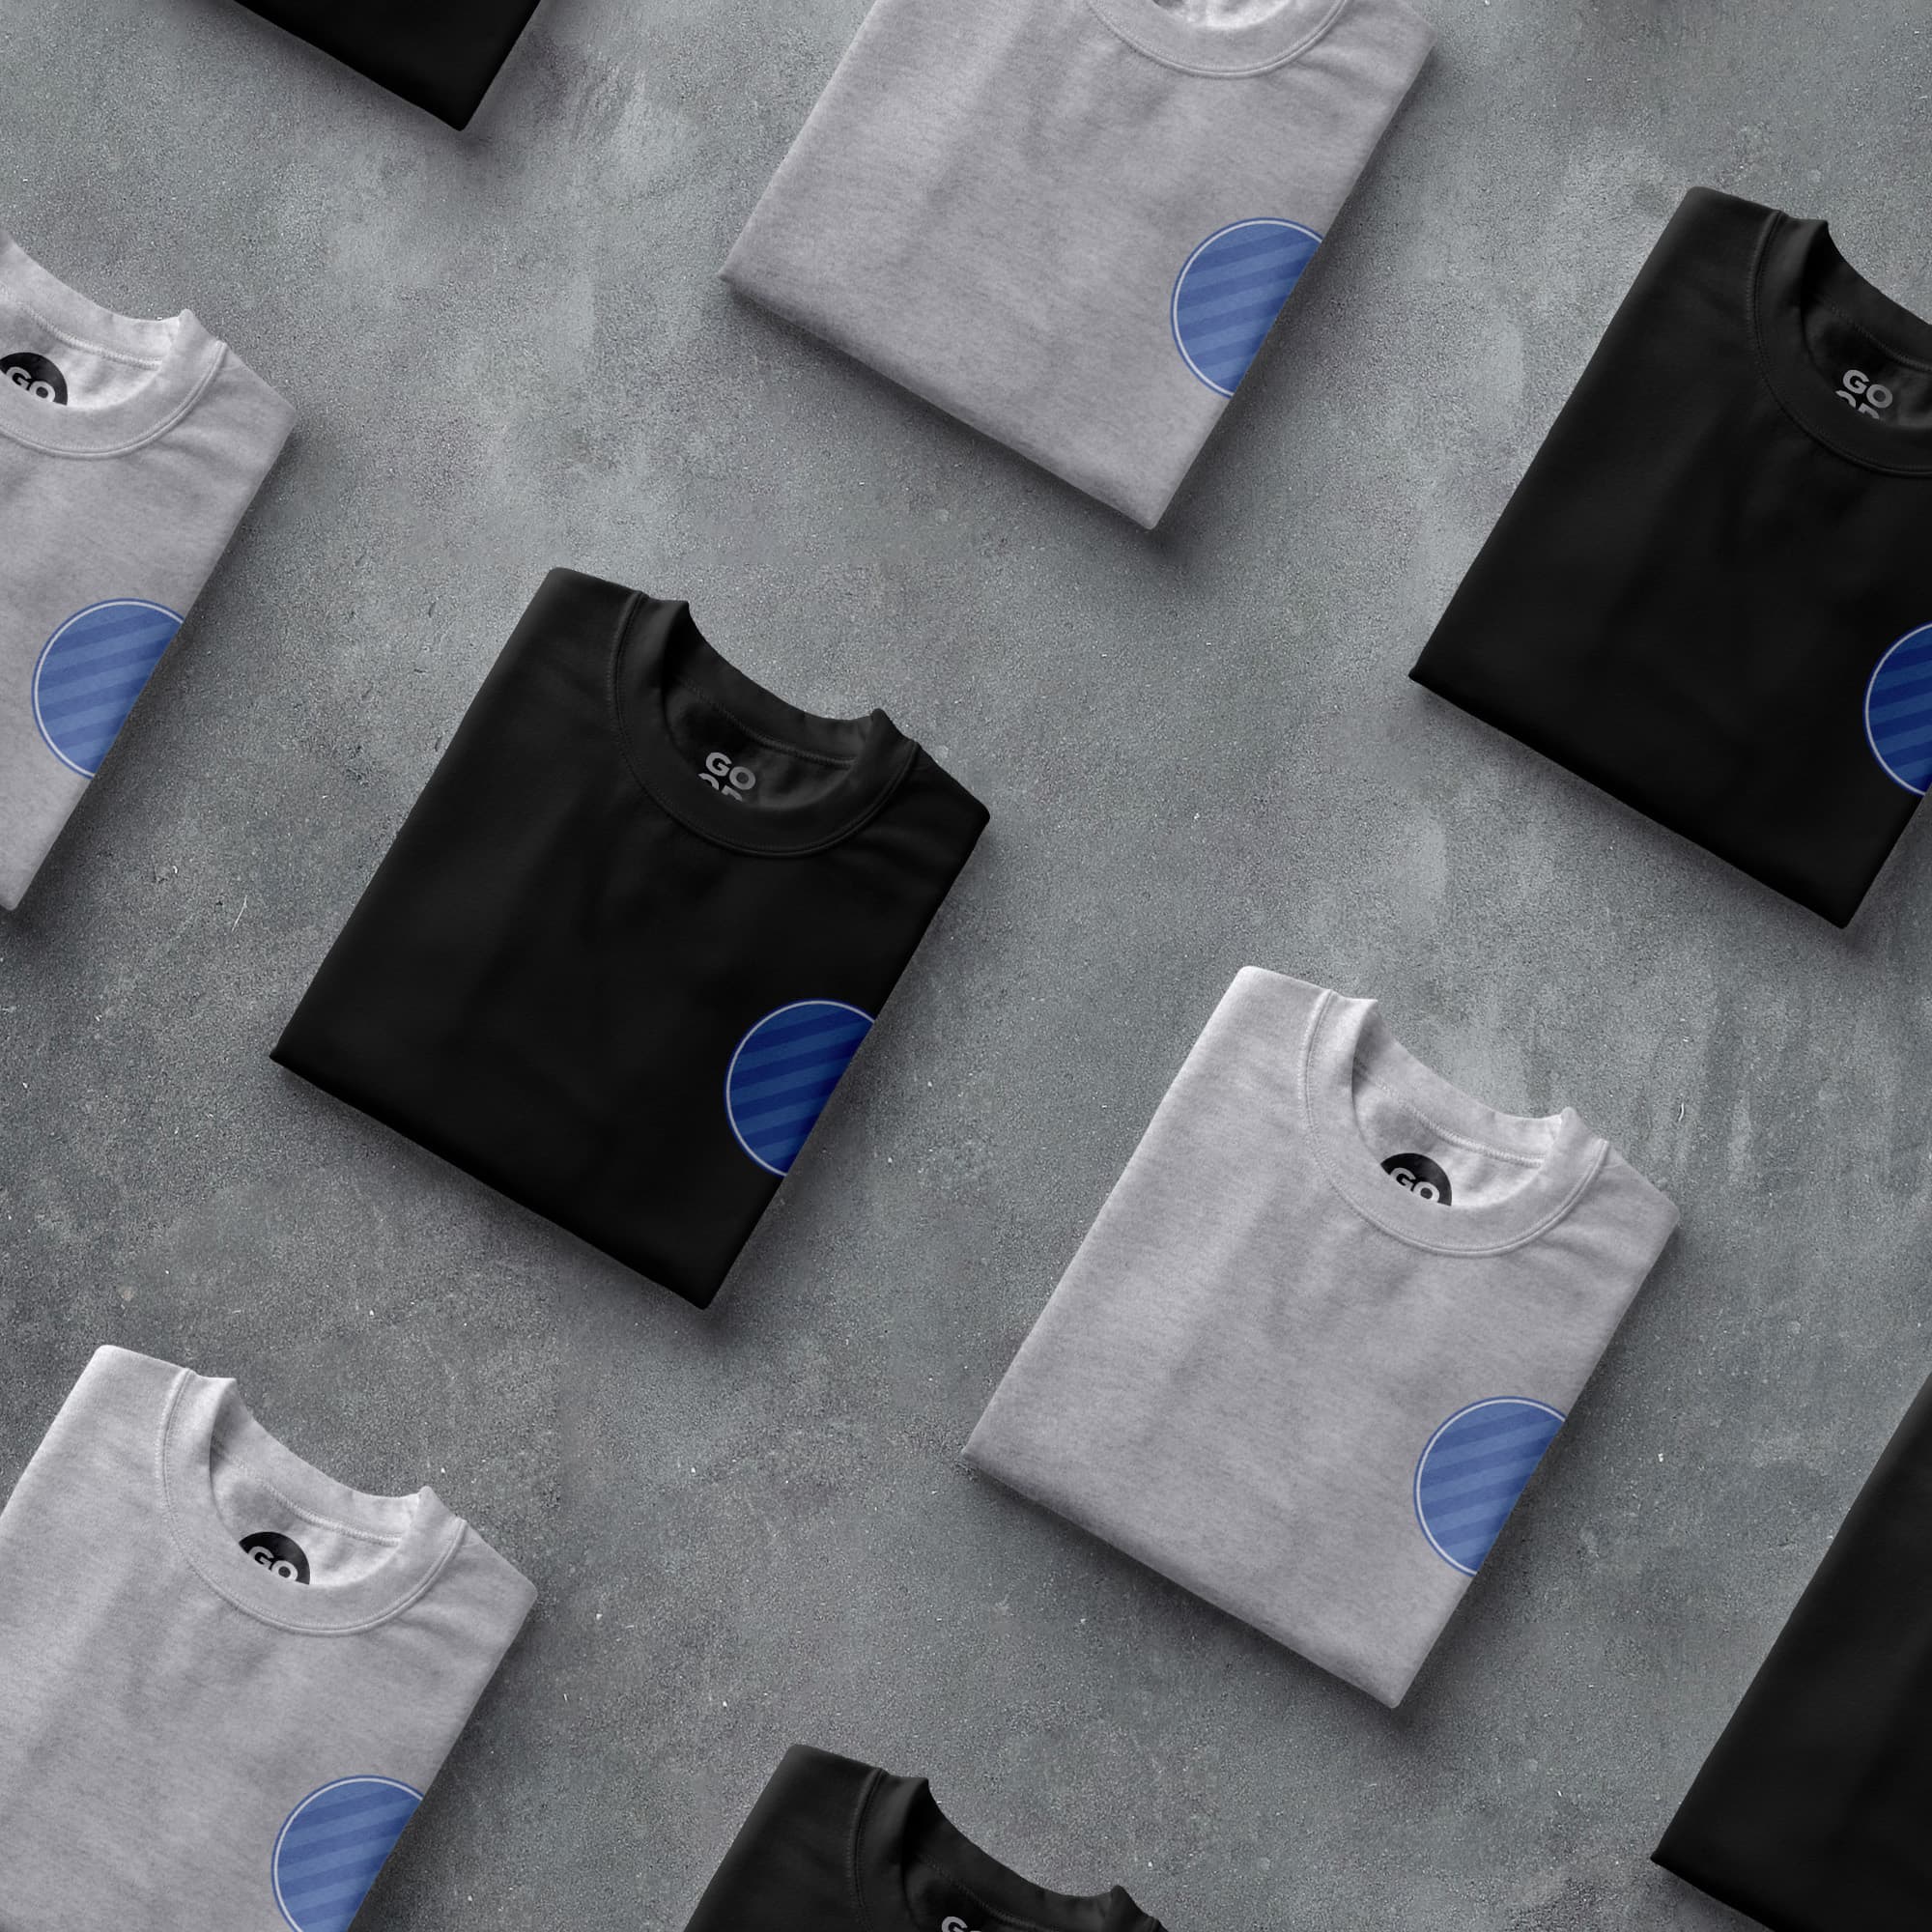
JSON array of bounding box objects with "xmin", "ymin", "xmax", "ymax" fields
[
  {"xmin": 1382, "ymin": 1151, "xmax": 1453, "ymax": 1206},
  {"xmin": 240, "ymin": 1530, "xmax": 311, "ymax": 1583},
  {"xmin": 1838, "ymin": 368, "xmax": 1894, "ymax": 419},
  {"xmin": 2, "ymin": 350, "xmax": 67, "ymax": 404},
  {"xmin": 698, "ymin": 749, "xmax": 756, "ymax": 801}
]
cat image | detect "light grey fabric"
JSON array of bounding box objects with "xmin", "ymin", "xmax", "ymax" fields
[
  {"xmin": 0, "ymin": 231, "xmax": 293, "ymax": 912},
  {"xmin": 965, "ymin": 969, "xmax": 1677, "ymax": 1707},
  {"xmin": 0, "ymin": 1347, "xmax": 534, "ymax": 1930},
  {"xmin": 722, "ymin": 0, "xmax": 1435, "ymax": 526}
]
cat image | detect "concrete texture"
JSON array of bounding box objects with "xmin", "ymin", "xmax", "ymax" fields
[{"xmin": 3, "ymin": 0, "xmax": 1931, "ymax": 1924}]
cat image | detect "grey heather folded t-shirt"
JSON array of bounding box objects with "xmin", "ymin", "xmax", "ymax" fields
[
  {"xmin": 966, "ymin": 969, "xmax": 1677, "ymax": 1706},
  {"xmin": 0, "ymin": 231, "xmax": 293, "ymax": 912},
  {"xmin": 722, "ymin": 0, "xmax": 1435, "ymax": 527},
  {"xmin": 0, "ymin": 1347, "xmax": 534, "ymax": 1930}
]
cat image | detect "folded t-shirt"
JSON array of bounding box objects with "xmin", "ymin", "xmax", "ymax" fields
[
  {"xmin": 273, "ymin": 568, "xmax": 988, "ymax": 1306},
  {"xmin": 230, "ymin": 0, "xmax": 542, "ymax": 127},
  {"xmin": 1654, "ymin": 1366, "xmax": 1932, "ymax": 1932},
  {"xmin": 724, "ymin": 0, "xmax": 1434, "ymax": 527},
  {"xmin": 0, "ymin": 1346, "xmax": 534, "ymax": 1931},
  {"xmin": 1411, "ymin": 188, "xmax": 1932, "ymax": 927},
  {"xmin": 0, "ymin": 230, "xmax": 293, "ymax": 912},
  {"xmin": 684, "ymin": 1746, "xmax": 1164, "ymax": 1932},
  {"xmin": 967, "ymin": 968, "xmax": 1678, "ymax": 1705}
]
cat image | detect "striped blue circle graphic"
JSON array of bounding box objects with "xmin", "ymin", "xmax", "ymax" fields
[
  {"xmin": 724, "ymin": 999, "xmax": 874, "ymax": 1176},
  {"xmin": 1863, "ymin": 622, "xmax": 1932, "ymax": 795},
  {"xmin": 1171, "ymin": 218, "xmax": 1322, "ymax": 397},
  {"xmin": 32, "ymin": 599, "xmax": 184, "ymax": 778},
  {"xmin": 1413, "ymin": 1398, "xmax": 1565, "ymax": 1577},
  {"xmin": 271, "ymin": 1776, "xmax": 421, "ymax": 1932}
]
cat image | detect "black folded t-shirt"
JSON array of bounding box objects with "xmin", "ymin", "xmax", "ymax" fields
[
  {"xmin": 684, "ymin": 1747, "xmax": 1161, "ymax": 1932},
  {"xmin": 272, "ymin": 569, "xmax": 988, "ymax": 1306},
  {"xmin": 1412, "ymin": 187, "xmax": 1932, "ymax": 926},
  {"xmin": 1654, "ymin": 1367, "xmax": 1932, "ymax": 1931},
  {"xmin": 233, "ymin": 0, "xmax": 542, "ymax": 127}
]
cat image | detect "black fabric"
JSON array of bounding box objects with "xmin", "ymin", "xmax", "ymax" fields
[
  {"xmin": 1653, "ymin": 1369, "xmax": 1932, "ymax": 1930},
  {"xmin": 271, "ymin": 568, "xmax": 986, "ymax": 1306},
  {"xmin": 683, "ymin": 1747, "xmax": 1160, "ymax": 1932},
  {"xmin": 232, "ymin": 0, "xmax": 542, "ymax": 127},
  {"xmin": 1411, "ymin": 187, "xmax": 1932, "ymax": 927}
]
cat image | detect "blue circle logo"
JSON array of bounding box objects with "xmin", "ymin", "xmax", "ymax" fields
[
  {"xmin": 1171, "ymin": 218, "xmax": 1322, "ymax": 398},
  {"xmin": 1413, "ymin": 1398, "xmax": 1565, "ymax": 1577},
  {"xmin": 271, "ymin": 1776, "xmax": 422, "ymax": 1932},
  {"xmin": 1863, "ymin": 621, "xmax": 1932, "ymax": 795},
  {"xmin": 724, "ymin": 999, "xmax": 874, "ymax": 1176},
  {"xmin": 32, "ymin": 599, "xmax": 184, "ymax": 778}
]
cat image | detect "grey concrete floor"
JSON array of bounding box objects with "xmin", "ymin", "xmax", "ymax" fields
[{"xmin": 4, "ymin": 0, "xmax": 1931, "ymax": 1925}]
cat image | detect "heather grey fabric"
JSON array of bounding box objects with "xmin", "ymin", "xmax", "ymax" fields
[
  {"xmin": 966, "ymin": 969, "xmax": 1677, "ymax": 1706},
  {"xmin": 0, "ymin": 1348, "xmax": 533, "ymax": 1930},
  {"xmin": 0, "ymin": 231, "xmax": 292, "ymax": 911},
  {"xmin": 722, "ymin": 0, "xmax": 1435, "ymax": 527}
]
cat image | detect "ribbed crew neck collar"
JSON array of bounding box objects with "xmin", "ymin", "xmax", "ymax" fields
[
  {"xmin": 1753, "ymin": 209, "xmax": 1932, "ymax": 477},
  {"xmin": 1083, "ymin": 0, "xmax": 1351, "ymax": 74},
  {"xmin": 612, "ymin": 592, "xmax": 916, "ymax": 858},
  {"xmin": 159, "ymin": 1368, "xmax": 464, "ymax": 1635},
  {"xmin": 0, "ymin": 231, "xmax": 225, "ymax": 457},
  {"xmin": 1299, "ymin": 986, "xmax": 1607, "ymax": 1256},
  {"xmin": 854, "ymin": 1768, "xmax": 1160, "ymax": 1932}
]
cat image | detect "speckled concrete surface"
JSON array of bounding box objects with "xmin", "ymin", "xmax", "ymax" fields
[{"xmin": 4, "ymin": 0, "xmax": 1931, "ymax": 1925}]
